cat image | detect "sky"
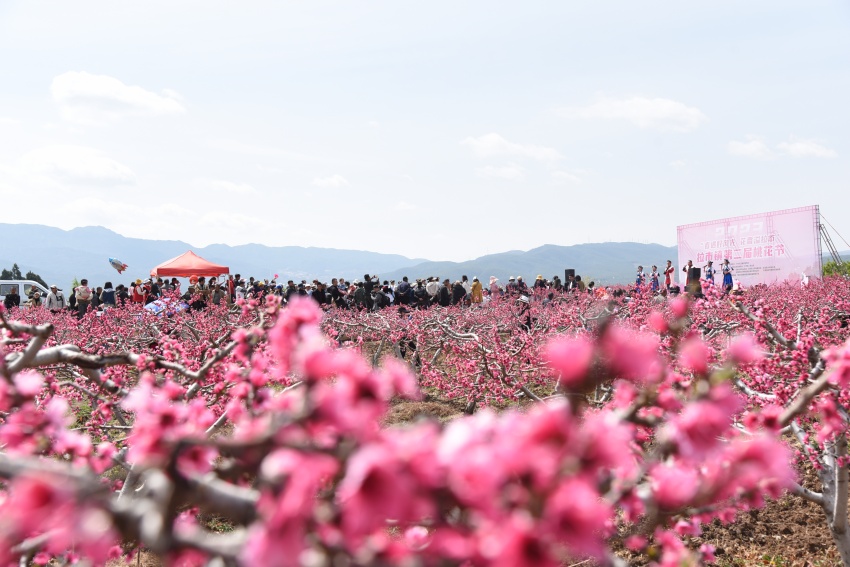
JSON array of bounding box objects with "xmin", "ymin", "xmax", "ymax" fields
[{"xmin": 1, "ymin": 1, "xmax": 848, "ymax": 262}]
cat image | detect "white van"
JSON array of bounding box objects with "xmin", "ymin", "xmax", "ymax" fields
[{"xmin": 0, "ymin": 280, "xmax": 51, "ymax": 306}]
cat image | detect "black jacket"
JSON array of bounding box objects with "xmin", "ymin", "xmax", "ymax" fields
[{"xmin": 3, "ymin": 292, "xmax": 20, "ymax": 309}]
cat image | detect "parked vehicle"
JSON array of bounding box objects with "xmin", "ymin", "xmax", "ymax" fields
[{"xmin": 0, "ymin": 280, "xmax": 50, "ymax": 306}]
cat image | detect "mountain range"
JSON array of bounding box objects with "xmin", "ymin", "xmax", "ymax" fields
[{"xmin": 0, "ymin": 223, "xmax": 686, "ymax": 288}]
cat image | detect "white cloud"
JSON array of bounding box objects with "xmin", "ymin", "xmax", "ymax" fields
[
  {"xmin": 728, "ymin": 138, "xmax": 774, "ymax": 160},
  {"xmin": 51, "ymin": 71, "xmax": 185, "ymax": 124},
  {"xmin": 551, "ymin": 170, "xmax": 582, "ymax": 184},
  {"xmin": 462, "ymin": 133, "xmax": 561, "ymax": 161},
  {"xmin": 561, "ymin": 96, "xmax": 708, "ymax": 132},
  {"xmin": 777, "ymin": 138, "xmax": 837, "ymax": 159},
  {"xmin": 475, "ymin": 163, "xmax": 525, "ymax": 180},
  {"xmin": 312, "ymin": 174, "xmax": 349, "ymax": 188},
  {"xmin": 394, "ymin": 201, "xmax": 416, "ymax": 211},
  {"xmin": 196, "ymin": 178, "xmax": 258, "ymax": 194},
  {"xmin": 0, "ymin": 116, "xmax": 19, "ymax": 125},
  {"xmin": 198, "ymin": 211, "xmax": 278, "ymax": 232},
  {"xmin": 20, "ymin": 145, "xmax": 136, "ymax": 185}
]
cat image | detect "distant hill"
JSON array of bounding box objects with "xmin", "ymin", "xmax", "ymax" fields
[
  {"xmin": 3, "ymin": 223, "xmax": 841, "ymax": 290},
  {"xmin": 379, "ymin": 242, "xmax": 679, "ymax": 286},
  {"xmin": 0, "ymin": 224, "xmax": 426, "ymax": 290}
]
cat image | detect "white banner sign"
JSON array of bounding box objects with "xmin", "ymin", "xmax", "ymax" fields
[{"xmin": 677, "ymin": 205, "xmax": 822, "ymax": 287}]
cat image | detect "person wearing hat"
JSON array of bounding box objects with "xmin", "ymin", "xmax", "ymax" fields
[
  {"xmin": 506, "ymin": 276, "xmax": 518, "ymax": 296},
  {"xmin": 131, "ymin": 279, "xmax": 146, "ymax": 303},
  {"xmin": 516, "ymin": 276, "xmax": 528, "ymax": 295},
  {"xmin": 27, "ymin": 291, "xmax": 42, "ymax": 308},
  {"xmin": 489, "ymin": 276, "xmax": 500, "ymax": 296},
  {"xmin": 515, "ymin": 293, "xmax": 533, "ymax": 332},
  {"xmin": 45, "ymin": 284, "xmax": 66, "ymax": 313},
  {"xmin": 533, "ymin": 274, "xmax": 547, "ymax": 292},
  {"xmin": 425, "ymin": 277, "xmax": 439, "ymax": 299}
]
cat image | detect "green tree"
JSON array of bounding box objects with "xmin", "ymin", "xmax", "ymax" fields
[
  {"xmin": 1, "ymin": 264, "xmax": 49, "ymax": 286},
  {"xmin": 25, "ymin": 271, "xmax": 48, "ymax": 288},
  {"xmin": 824, "ymin": 260, "xmax": 850, "ymax": 277}
]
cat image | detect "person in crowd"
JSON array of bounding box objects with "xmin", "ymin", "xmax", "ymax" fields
[
  {"xmin": 552, "ymin": 275, "xmax": 563, "ymax": 292},
  {"xmin": 542, "ymin": 292, "xmax": 555, "ymax": 307},
  {"xmin": 565, "ymin": 273, "xmax": 577, "ymax": 292},
  {"xmin": 211, "ymin": 284, "xmax": 227, "ymax": 306},
  {"xmin": 534, "ymin": 275, "xmax": 547, "ymax": 292},
  {"xmin": 576, "ymin": 275, "xmax": 587, "ymax": 293},
  {"xmin": 44, "ymin": 285, "xmax": 66, "ymax": 313},
  {"xmin": 516, "ymin": 276, "xmax": 528, "ymax": 295},
  {"xmin": 722, "ymin": 259, "xmax": 734, "ymax": 293},
  {"xmin": 664, "ymin": 260, "xmax": 675, "ymax": 291},
  {"xmin": 116, "ymin": 285, "xmax": 130, "ymax": 306},
  {"xmin": 489, "ymin": 276, "xmax": 500, "ymax": 297},
  {"xmin": 143, "ymin": 280, "xmax": 156, "ymax": 305},
  {"xmin": 396, "ymin": 276, "xmax": 412, "ymax": 306},
  {"xmin": 131, "ymin": 279, "xmax": 146, "ymax": 304},
  {"xmin": 183, "ymin": 286, "xmax": 206, "ymax": 311},
  {"xmin": 635, "ymin": 266, "xmax": 646, "ymax": 288},
  {"xmin": 312, "ymin": 282, "xmax": 328, "ymax": 306},
  {"xmin": 451, "ymin": 280, "xmax": 467, "ymax": 306},
  {"xmin": 74, "ymin": 279, "xmax": 93, "ymax": 318},
  {"xmin": 704, "ymin": 260, "xmax": 716, "ymax": 286},
  {"xmin": 682, "ymin": 259, "xmax": 694, "ymax": 289},
  {"xmin": 352, "ymin": 280, "xmax": 368, "ymax": 309},
  {"xmin": 91, "ymin": 287, "xmax": 103, "ymax": 310},
  {"xmin": 461, "ymin": 275, "xmax": 472, "ymax": 296},
  {"xmin": 470, "ymin": 277, "xmax": 483, "ymax": 304},
  {"xmin": 413, "ymin": 279, "xmax": 429, "ymax": 309},
  {"xmin": 100, "ymin": 282, "xmax": 116, "ymax": 308},
  {"xmin": 227, "ymin": 275, "xmax": 237, "ymax": 301},
  {"xmin": 650, "ymin": 265, "xmax": 660, "ymax": 293},
  {"xmin": 425, "ymin": 277, "xmax": 439, "ymax": 300},
  {"xmin": 515, "ymin": 295, "xmax": 533, "ymax": 332},
  {"xmin": 150, "ymin": 278, "xmax": 162, "ymax": 299},
  {"xmin": 435, "ymin": 279, "xmax": 451, "ymax": 307},
  {"xmin": 371, "ymin": 286, "xmax": 391, "ymax": 311},
  {"xmin": 26, "ymin": 291, "xmax": 42, "ymax": 308}
]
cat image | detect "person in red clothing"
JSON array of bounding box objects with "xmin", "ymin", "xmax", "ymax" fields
[
  {"xmin": 228, "ymin": 275, "xmax": 237, "ymax": 302},
  {"xmin": 664, "ymin": 259, "xmax": 675, "ymax": 290},
  {"xmin": 131, "ymin": 279, "xmax": 146, "ymax": 303}
]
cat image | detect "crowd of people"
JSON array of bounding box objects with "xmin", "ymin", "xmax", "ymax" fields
[{"xmin": 4, "ymin": 258, "xmax": 738, "ymax": 318}]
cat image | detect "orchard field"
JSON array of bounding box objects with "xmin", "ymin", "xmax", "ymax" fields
[{"xmin": 1, "ymin": 277, "xmax": 850, "ymax": 566}]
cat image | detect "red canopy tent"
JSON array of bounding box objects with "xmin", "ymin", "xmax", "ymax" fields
[{"xmin": 150, "ymin": 251, "xmax": 229, "ymax": 278}]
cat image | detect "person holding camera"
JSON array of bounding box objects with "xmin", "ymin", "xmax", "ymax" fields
[{"xmin": 45, "ymin": 285, "xmax": 66, "ymax": 313}]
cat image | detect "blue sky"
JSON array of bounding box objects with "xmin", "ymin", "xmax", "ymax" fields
[{"xmin": 1, "ymin": 1, "xmax": 848, "ymax": 261}]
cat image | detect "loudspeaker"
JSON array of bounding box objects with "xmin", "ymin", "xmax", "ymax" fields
[
  {"xmin": 565, "ymin": 269, "xmax": 575, "ymax": 280},
  {"xmin": 688, "ymin": 267, "xmax": 701, "ymax": 293}
]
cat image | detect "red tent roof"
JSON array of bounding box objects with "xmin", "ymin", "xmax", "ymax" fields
[{"xmin": 150, "ymin": 251, "xmax": 229, "ymax": 278}]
